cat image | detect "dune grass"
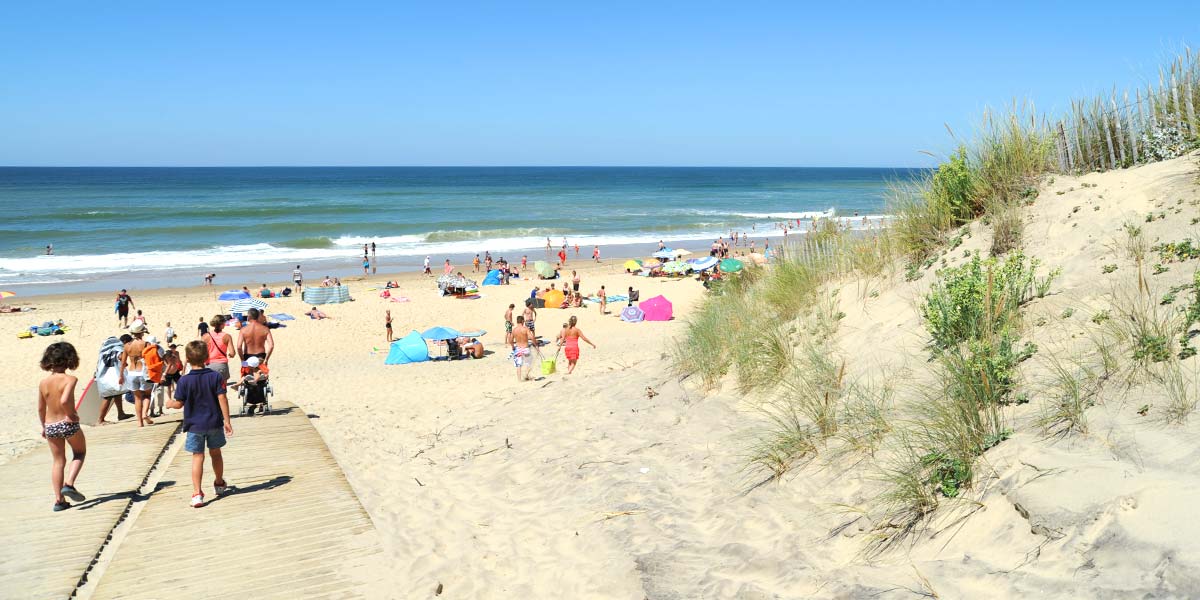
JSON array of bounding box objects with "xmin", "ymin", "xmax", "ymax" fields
[
  {"xmin": 1158, "ymin": 360, "xmax": 1199, "ymax": 424},
  {"xmin": 892, "ymin": 49, "xmax": 1200, "ymax": 262},
  {"xmin": 1036, "ymin": 352, "xmax": 1102, "ymax": 437}
]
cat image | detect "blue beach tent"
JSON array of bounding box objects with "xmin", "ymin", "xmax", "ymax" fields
[
  {"xmin": 218, "ymin": 290, "xmax": 251, "ymax": 301},
  {"xmin": 385, "ymin": 330, "xmax": 430, "ymax": 365},
  {"xmin": 482, "ymin": 269, "xmax": 501, "ymax": 286}
]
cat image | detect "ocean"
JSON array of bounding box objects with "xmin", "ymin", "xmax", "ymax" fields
[{"xmin": 0, "ymin": 167, "xmax": 914, "ymax": 295}]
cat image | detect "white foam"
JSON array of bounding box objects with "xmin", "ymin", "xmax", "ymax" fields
[
  {"xmin": 731, "ymin": 208, "xmax": 836, "ymax": 220},
  {"xmin": 0, "ymin": 217, "xmax": 895, "ymax": 284}
]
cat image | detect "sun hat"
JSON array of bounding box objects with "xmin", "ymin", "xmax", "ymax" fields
[
  {"xmin": 146, "ymin": 335, "xmax": 158, "ymax": 345},
  {"xmin": 246, "ymin": 356, "xmax": 261, "ymax": 368},
  {"xmin": 130, "ymin": 323, "xmax": 147, "ymax": 334}
]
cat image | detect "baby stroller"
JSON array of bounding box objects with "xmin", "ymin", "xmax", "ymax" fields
[{"xmin": 237, "ymin": 361, "xmax": 274, "ymax": 416}]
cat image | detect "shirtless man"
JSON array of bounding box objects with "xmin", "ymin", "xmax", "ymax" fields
[
  {"xmin": 238, "ymin": 308, "xmax": 275, "ymax": 366},
  {"xmin": 504, "ymin": 304, "xmax": 515, "ymax": 346},
  {"xmin": 512, "ymin": 315, "xmax": 533, "ymax": 381},
  {"xmin": 118, "ymin": 323, "xmax": 154, "ymax": 427},
  {"xmin": 522, "ymin": 299, "xmax": 537, "ymax": 340}
]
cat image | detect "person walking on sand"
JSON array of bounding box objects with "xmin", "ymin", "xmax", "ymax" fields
[
  {"xmin": 167, "ymin": 340, "xmax": 233, "ymax": 508},
  {"xmin": 562, "ymin": 315, "xmax": 596, "ymax": 375},
  {"xmin": 571, "ymin": 270, "xmax": 581, "ymax": 294},
  {"xmin": 96, "ymin": 335, "xmax": 132, "ymax": 424},
  {"xmin": 592, "ymin": 245, "xmax": 600, "ymax": 263},
  {"xmin": 598, "ymin": 285, "xmax": 608, "ymax": 314},
  {"xmin": 512, "ymin": 315, "xmax": 533, "ymax": 382},
  {"xmin": 523, "ymin": 299, "xmax": 537, "ymax": 339},
  {"xmin": 115, "ymin": 289, "xmax": 134, "ymax": 328},
  {"xmin": 473, "ymin": 254, "xmax": 481, "ymax": 273},
  {"xmin": 38, "ymin": 342, "xmax": 88, "ymax": 512},
  {"xmin": 504, "ymin": 304, "xmax": 515, "ymax": 346},
  {"xmin": 293, "ymin": 265, "xmax": 303, "ymax": 291},
  {"xmin": 238, "ymin": 308, "xmax": 274, "ymax": 366},
  {"xmin": 385, "ymin": 310, "xmax": 394, "ymax": 342},
  {"xmin": 204, "ymin": 315, "xmax": 236, "ymax": 384},
  {"xmin": 119, "ymin": 323, "xmax": 155, "ymax": 427},
  {"xmin": 423, "ymin": 256, "xmax": 432, "ymax": 276},
  {"xmin": 574, "ymin": 243, "xmax": 580, "ymax": 257}
]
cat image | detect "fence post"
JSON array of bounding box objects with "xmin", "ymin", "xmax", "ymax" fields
[
  {"xmin": 1056, "ymin": 122, "xmax": 1071, "ymax": 172},
  {"xmin": 1171, "ymin": 71, "xmax": 1183, "ymax": 132},
  {"xmin": 1112, "ymin": 93, "xmax": 1126, "ymax": 168},
  {"xmin": 1127, "ymin": 91, "xmax": 1139, "ymax": 165},
  {"xmin": 1185, "ymin": 69, "xmax": 1197, "ymax": 135},
  {"xmin": 1103, "ymin": 112, "xmax": 1117, "ymax": 171}
]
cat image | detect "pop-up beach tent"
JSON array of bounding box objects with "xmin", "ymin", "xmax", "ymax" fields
[
  {"xmin": 639, "ymin": 295, "xmax": 673, "ymax": 321},
  {"xmin": 218, "ymin": 290, "xmax": 250, "ymax": 301},
  {"xmin": 482, "ymin": 270, "xmax": 502, "ymax": 286},
  {"xmin": 385, "ymin": 330, "xmax": 430, "ymax": 365},
  {"xmin": 542, "ymin": 289, "xmax": 565, "ymax": 308}
]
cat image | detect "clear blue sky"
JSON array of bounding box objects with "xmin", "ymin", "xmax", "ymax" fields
[{"xmin": 1, "ymin": 2, "xmax": 1196, "ymax": 167}]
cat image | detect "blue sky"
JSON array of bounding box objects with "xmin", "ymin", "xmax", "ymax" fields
[{"xmin": 1, "ymin": 2, "xmax": 1197, "ymax": 167}]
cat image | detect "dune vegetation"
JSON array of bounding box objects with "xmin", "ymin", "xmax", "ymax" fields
[{"xmin": 674, "ymin": 48, "xmax": 1200, "ymax": 557}]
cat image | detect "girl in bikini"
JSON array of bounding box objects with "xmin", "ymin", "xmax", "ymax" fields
[{"xmin": 38, "ymin": 342, "xmax": 88, "ymax": 512}]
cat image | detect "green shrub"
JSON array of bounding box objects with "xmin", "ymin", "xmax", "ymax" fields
[
  {"xmin": 921, "ymin": 252, "xmax": 1044, "ymax": 351},
  {"xmin": 1154, "ymin": 239, "xmax": 1200, "ymax": 262},
  {"xmin": 931, "ymin": 147, "xmax": 979, "ymax": 219}
]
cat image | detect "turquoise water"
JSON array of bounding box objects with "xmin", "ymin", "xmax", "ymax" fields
[{"xmin": 0, "ymin": 167, "xmax": 913, "ymax": 291}]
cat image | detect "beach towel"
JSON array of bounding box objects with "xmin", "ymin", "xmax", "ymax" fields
[{"xmin": 268, "ymin": 313, "xmax": 296, "ymax": 321}]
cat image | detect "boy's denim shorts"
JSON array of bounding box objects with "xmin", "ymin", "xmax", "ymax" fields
[{"xmin": 185, "ymin": 429, "xmax": 227, "ymax": 453}]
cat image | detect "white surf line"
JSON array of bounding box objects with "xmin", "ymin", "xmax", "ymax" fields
[{"xmin": 71, "ymin": 423, "xmax": 185, "ymax": 600}]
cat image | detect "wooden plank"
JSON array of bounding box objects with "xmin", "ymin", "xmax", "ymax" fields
[
  {"xmin": 0, "ymin": 417, "xmax": 181, "ymax": 599},
  {"xmin": 90, "ymin": 403, "xmax": 384, "ymax": 599}
]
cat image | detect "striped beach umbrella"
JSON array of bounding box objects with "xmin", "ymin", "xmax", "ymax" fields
[{"xmin": 229, "ymin": 298, "xmax": 269, "ymax": 313}]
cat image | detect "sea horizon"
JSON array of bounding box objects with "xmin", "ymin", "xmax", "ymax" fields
[{"xmin": 0, "ymin": 166, "xmax": 914, "ymax": 295}]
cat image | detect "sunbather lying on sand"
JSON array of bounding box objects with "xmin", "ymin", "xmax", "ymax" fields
[{"xmin": 306, "ymin": 307, "xmax": 331, "ymax": 320}]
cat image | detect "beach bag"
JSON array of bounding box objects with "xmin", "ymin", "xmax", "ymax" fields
[
  {"xmin": 96, "ymin": 364, "xmax": 125, "ymax": 398},
  {"xmin": 143, "ymin": 345, "xmax": 164, "ymax": 383},
  {"xmin": 540, "ymin": 355, "xmax": 557, "ymax": 375}
]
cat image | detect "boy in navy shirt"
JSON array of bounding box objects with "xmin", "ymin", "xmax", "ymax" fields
[{"xmin": 168, "ymin": 340, "xmax": 233, "ymax": 508}]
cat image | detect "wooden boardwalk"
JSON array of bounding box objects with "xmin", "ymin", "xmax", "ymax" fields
[
  {"xmin": 0, "ymin": 415, "xmax": 180, "ymax": 599},
  {"xmin": 0, "ymin": 402, "xmax": 384, "ymax": 599}
]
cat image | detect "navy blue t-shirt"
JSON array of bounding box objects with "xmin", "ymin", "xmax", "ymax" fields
[{"xmin": 174, "ymin": 367, "xmax": 226, "ymax": 432}]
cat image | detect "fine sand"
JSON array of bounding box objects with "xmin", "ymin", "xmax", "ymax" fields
[{"xmin": 4, "ymin": 154, "xmax": 1200, "ymax": 598}]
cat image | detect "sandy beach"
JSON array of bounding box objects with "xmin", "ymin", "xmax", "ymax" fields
[{"xmin": 7, "ymin": 153, "xmax": 1200, "ymax": 597}]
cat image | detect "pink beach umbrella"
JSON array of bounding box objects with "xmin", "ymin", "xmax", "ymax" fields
[{"xmin": 639, "ymin": 295, "xmax": 673, "ymax": 321}]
